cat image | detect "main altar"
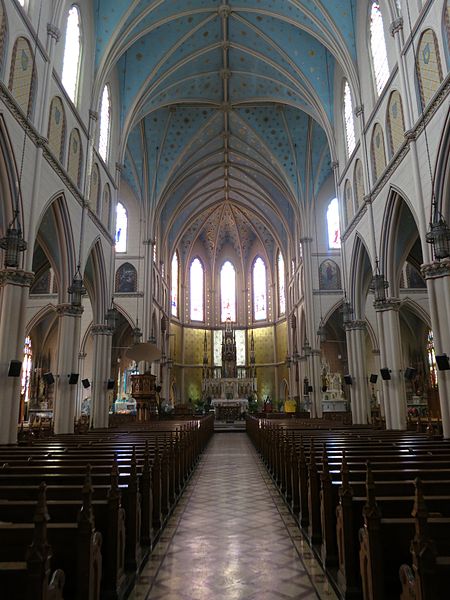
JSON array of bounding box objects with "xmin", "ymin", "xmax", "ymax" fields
[{"xmin": 202, "ymin": 319, "xmax": 256, "ymax": 420}]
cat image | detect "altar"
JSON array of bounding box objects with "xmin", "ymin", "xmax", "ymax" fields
[{"xmin": 211, "ymin": 397, "xmax": 249, "ymax": 421}]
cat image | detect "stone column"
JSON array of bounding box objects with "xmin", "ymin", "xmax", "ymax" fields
[
  {"xmin": 422, "ymin": 260, "xmax": 450, "ymax": 438},
  {"xmin": 53, "ymin": 304, "xmax": 83, "ymax": 434},
  {"xmin": 345, "ymin": 320, "xmax": 369, "ymax": 424},
  {"xmin": 90, "ymin": 324, "xmax": 113, "ymax": 429},
  {"xmin": 310, "ymin": 350, "xmax": 323, "ymax": 418},
  {"xmin": 374, "ymin": 299, "xmax": 407, "ymax": 430},
  {"xmin": 0, "ymin": 269, "xmax": 34, "ymax": 444}
]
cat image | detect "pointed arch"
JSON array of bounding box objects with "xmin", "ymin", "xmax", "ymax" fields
[
  {"xmin": 115, "ymin": 202, "xmax": 127, "ymax": 252},
  {"xmin": 349, "ymin": 234, "xmax": 373, "ymax": 319},
  {"xmin": 343, "ymin": 79, "xmax": 356, "ymax": 157},
  {"xmin": 0, "ymin": 114, "xmax": 24, "ymax": 235},
  {"xmin": 369, "ymin": 1, "xmax": 390, "ymax": 96},
  {"xmin": 417, "ymin": 28, "xmax": 443, "ymax": 108},
  {"xmin": 98, "ymin": 84, "xmax": 111, "ymax": 163},
  {"xmin": 47, "ymin": 97, "xmax": 66, "ymax": 163},
  {"xmin": 319, "ymin": 259, "xmax": 341, "ymax": 291},
  {"xmin": 0, "ymin": 1, "xmax": 7, "ymax": 76},
  {"xmin": 326, "ymin": 198, "xmax": 341, "ymax": 249},
  {"xmin": 90, "ymin": 163, "xmax": 101, "ymax": 213},
  {"xmin": 102, "ymin": 183, "xmax": 111, "ymax": 230},
  {"xmin": 67, "ymin": 128, "xmax": 83, "ymax": 188},
  {"xmin": 353, "ymin": 159, "xmax": 365, "ymax": 210},
  {"xmin": 190, "ymin": 257, "xmax": 204, "ymax": 322},
  {"xmin": 344, "ymin": 179, "xmax": 353, "ymax": 226},
  {"xmin": 252, "ymin": 256, "xmax": 267, "ymax": 321},
  {"xmin": 371, "ymin": 123, "xmax": 386, "ymax": 182},
  {"xmin": 277, "ymin": 250, "xmax": 285, "ymax": 316},
  {"xmin": 9, "ymin": 36, "xmax": 37, "ymax": 117},
  {"xmin": 386, "ymin": 90, "xmax": 405, "ymax": 157},
  {"xmin": 84, "ymin": 239, "xmax": 108, "ymax": 323},
  {"xmin": 171, "ymin": 250, "xmax": 179, "ymax": 317},
  {"xmin": 115, "ymin": 262, "xmax": 137, "ymax": 293}
]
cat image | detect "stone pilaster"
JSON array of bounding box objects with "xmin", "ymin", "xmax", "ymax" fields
[
  {"xmin": 374, "ymin": 299, "xmax": 407, "ymax": 430},
  {"xmin": 53, "ymin": 304, "xmax": 83, "ymax": 434},
  {"xmin": 90, "ymin": 324, "xmax": 113, "ymax": 429},
  {"xmin": 0, "ymin": 269, "xmax": 34, "ymax": 444}
]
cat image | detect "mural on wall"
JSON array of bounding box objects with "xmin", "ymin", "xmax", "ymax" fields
[
  {"xmin": 319, "ymin": 260, "xmax": 341, "ymax": 290},
  {"xmin": 30, "ymin": 270, "xmax": 51, "ymax": 294},
  {"xmin": 115, "ymin": 262, "xmax": 137, "ymax": 293}
]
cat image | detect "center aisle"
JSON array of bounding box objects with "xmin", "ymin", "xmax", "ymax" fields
[{"xmin": 131, "ymin": 433, "xmax": 336, "ymax": 600}]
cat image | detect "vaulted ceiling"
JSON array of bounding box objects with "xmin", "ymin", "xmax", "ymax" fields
[{"xmin": 94, "ymin": 1, "xmax": 358, "ymax": 257}]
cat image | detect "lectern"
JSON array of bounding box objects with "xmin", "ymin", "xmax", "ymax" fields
[{"xmin": 130, "ymin": 373, "xmax": 158, "ymax": 421}]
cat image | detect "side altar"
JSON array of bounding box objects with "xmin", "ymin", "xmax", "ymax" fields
[{"xmin": 201, "ymin": 319, "xmax": 256, "ymax": 420}]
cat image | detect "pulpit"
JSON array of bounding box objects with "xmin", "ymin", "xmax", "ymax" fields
[{"xmin": 130, "ymin": 373, "xmax": 158, "ymax": 421}]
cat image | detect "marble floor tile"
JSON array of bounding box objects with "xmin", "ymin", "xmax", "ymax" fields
[{"xmin": 129, "ymin": 433, "xmax": 336, "ymax": 600}]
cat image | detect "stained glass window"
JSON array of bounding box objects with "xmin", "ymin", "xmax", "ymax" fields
[
  {"xmin": 343, "ymin": 81, "xmax": 356, "ymax": 157},
  {"xmin": 171, "ymin": 252, "xmax": 178, "ymax": 317},
  {"xmin": 98, "ymin": 85, "xmax": 111, "ymax": 162},
  {"xmin": 370, "ymin": 2, "xmax": 390, "ymax": 95},
  {"xmin": 21, "ymin": 336, "xmax": 32, "ymax": 405},
  {"xmin": 190, "ymin": 258, "xmax": 204, "ymax": 321},
  {"xmin": 62, "ymin": 6, "xmax": 81, "ymax": 103},
  {"xmin": 278, "ymin": 251, "xmax": 286, "ymax": 315},
  {"xmin": 115, "ymin": 202, "xmax": 127, "ymax": 253},
  {"xmin": 253, "ymin": 257, "xmax": 267, "ymax": 321},
  {"xmin": 427, "ymin": 331, "xmax": 438, "ymax": 388},
  {"xmin": 327, "ymin": 198, "xmax": 341, "ymax": 249},
  {"xmin": 221, "ymin": 261, "xmax": 236, "ymax": 322}
]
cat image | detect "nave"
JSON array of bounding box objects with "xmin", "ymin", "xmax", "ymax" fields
[{"xmin": 130, "ymin": 433, "xmax": 329, "ymax": 600}]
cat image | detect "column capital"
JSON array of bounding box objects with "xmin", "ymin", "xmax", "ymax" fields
[
  {"xmin": 354, "ymin": 105, "xmax": 364, "ymax": 117},
  {"xmin": 47, "ymin": 23, "xmax": 61, "ymax": 41},
  {"xmin": 331, "ymin": 160, "xmax": 339, "ymax": 171},
  {"xmin": 421, "ymin": 259, "xmax": 450, "ymax": 280},
  {"xmin": 91, "ymin": 324, "xmax": 113, "ymax": 336},
  {"xmin": 56, "ymin": 303, "xmax": 84, "ymax": 317},
  {"xmin": 89, "ymin": 110, "xmax": 98, "ymax": 122},
  {"xmin": 299, "ymin": 237, "xmax": 313, "ymax": 244},
  {"xmin": 344, "ymin": 319, "xmax": 367, "ymax": 331},
  {"xmin": 374, "ymin": 297, "xmax": 401, "ymax": 312},
  {"xmin": 0, "ymin": 268, "xmax": 34, "ymax": 288},
  {"xmin": 390, "ymin": 17, "xmax": 403, "ymax": 37}
]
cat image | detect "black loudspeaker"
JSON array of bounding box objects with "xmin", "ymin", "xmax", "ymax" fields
[
  {"xmin": 308, "ymin": 385, "xmax": 313, "ymax": 393},
  {"xmin": 106, "ymin": 379, "xmax": 115, "ymax": 390},
  {"xmin": 404, "ymin": 367, "xmax": 417, "ymax": 381},
  {"xmin": 155, "ymin": 385, "xmax": 162, "ymax": 393},
  {"xmin": 68, "ymin": 373, "xmax": 79, "ymax": 385},
  {"xmin": 436, "ymin": 354, "xmax": 450, "ymax": 371},
  {"xmin": 369, "ymin": 374, "xmax": 378, "ymax": 384},
  {"xmin": 8, "ymin": 360, "xmax": 22, "ymax": 377},
  {"xmin": 82, "ymin": 378, "xmax": 90, "ymax": 389},
  {"xmin": 344, "ymin": 374, "xmax": 353, "ymax": 385},
  {"xmin": 380, "ymin": 368, "xmax": 391, "ymax": 381},
  {"xmin": 43, "ymin": 372, "xmax": 55, "ymax": 385}
]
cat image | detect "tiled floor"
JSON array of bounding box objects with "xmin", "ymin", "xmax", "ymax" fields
[{"xmin": 130, "ymin": 433, "xmax": 338, "ymax": 600}]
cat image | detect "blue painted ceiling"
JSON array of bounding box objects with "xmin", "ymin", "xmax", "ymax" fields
[{"xmin": 95, "ymin": 1, "xmax": 357, "ymax": 255}]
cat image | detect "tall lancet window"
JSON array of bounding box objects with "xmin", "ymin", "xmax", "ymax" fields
[
  {"xmin": 278, "ymin": 251, "xmax": 286, "ymax": 315},
  {"xmin": 171, "ymin": 252, "xmax": 179, "ymax": 317},
  {"xmin": 253, "ymin": 257, "xmax": 267, "ymax": 321},
  {"xmin": 62, "ymin": 5, "xmax": 81, "ymax": 103},
  {"xmin": 370, "ymin": 2, "xmax": 390, "ymax": 95},
  {"xmin": 327, "ymin": 198, "xmax": 341, "ymax": 249},
  {"xmin": 115, "ymin": 202, "xmax": 127, "ymax": 253},
  {"xmin": 221, "ymin": 261, "xmax": 236, "ymax": 322},
  {"xmin": 343, "ymin": 80, "xmax": 356, "ymax": 157},
  {"xmin": 21, "ymin": 336, "xmax": 32, "ymax": 406},
  {"xmin": 190, "ymin": 258, "xmax": 204, "ymax": 321},
  {"xmin": 98, "ymin": 85, "xmax": 111, "ymax": 162}
]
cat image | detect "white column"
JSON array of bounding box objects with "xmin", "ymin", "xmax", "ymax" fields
[
  {"xmin": 374, "ymin": 299, "xmax": 407, "ymax": 430},
  {"xmin": 345, "ymin": 321, "xmax": 369, "ymax": 424},
  {"xmin": 53, "ymin": 304, "xmax": 83, "ymax": 434},
  {"xmin": 0, "ymin": 269, "xmax": 34, "ymax": 444},
  {"xmin": 90, "ymin": 324, "xmax": 113, "ymax": 429},
  {"xmin": 422, "ymin": 260, "xmax": 450, "ymax": 438}
]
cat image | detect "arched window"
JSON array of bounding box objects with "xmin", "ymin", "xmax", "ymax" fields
[
  {"xmin": 0, "ymin": 3, "xmax": 8, "ymax": 75},
  {"xmin": 417, "ymin": 29, "xmax": 443, "ymax": 108},
  {"xmin": 67, "ymin": 128, "xmax": 82, "ymax": 187},
  {"xmin": 353, "ymin": 159, "xmax": 365, "ymax": 210},
  {"xmin": 387, "ymin": 90, "xmax": 405, "ymax": 156},
  {"xmin": 102, "ymin": 184, "xmax": 111, "ymax": 229},
  {"xmin": 47, "ymin": 97, "xmax": 66, "ymax": 162},
  {"xmin": 253, "ymin": 257, "xmax": 267, "ymax": 321},
  {"xmin": 90, "ymin": 163, "xmax": 100, "ymax": 211},
  {"xmin": 343, "ymin": 80, "xmax": 356, "ymax": 157},
  {"xmin": 371, "ymin": 123, "xmax": 387, "ymax": 182},
  {"xmin": 171, "ymin": 251, "xmax": 179, "ymax": 317},
  {"xmin": 326, "ymin": 198, "xmax": 341, "ymax": 249},
  {"xmin": 221, "ymin": 261, "xmax": 236, "ymax": 322},
  {"xmin": 277, "ymin": 251, "xmax": 286, "ymax": 316},
  {"xmin": 21, "ymin": 336, "xmax": 32, "ymax": 407},
  {"xmin": 9, "ymin": 36, "xmax": 36, "ymax": 117},
  {"xmin": 115, "ymin": 262, "xmax": 137, "ymax": 293},
  {"xmin": 370, "ymin": 2, "xmax": 390, "ymax": 96},
  {"xmin": 115, "ymin": 202, "xmax": 127, "ymax": 253},
  {"xmin": 344, "ymin": 179, "xmax": 353, "ymax": 226},
  {"xmin": 61, "ymin": 5, "xmax": 81, "ymax": 104},
  {"xmin": 98, "ymin": 84, "xmax": 111, "ymax": 162},
  {"xmin": 190, "ymin": 258, "xmax": 204, "ymax": 321}
]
